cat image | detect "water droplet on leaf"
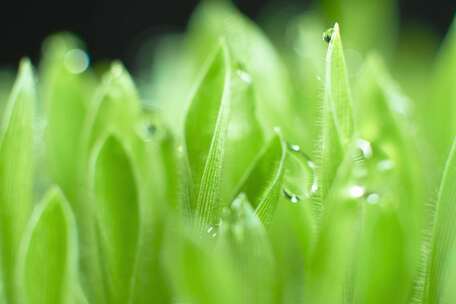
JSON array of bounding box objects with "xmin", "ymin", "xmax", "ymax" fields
[
  {"xmin": 356, "ymin": 139, "xmax": 373, "ymax": 159},
  {"xmin": 322, "ymin": 27, "xmax": 335, "ymax": 43},
  {"xmin": 366, "ymin": 193, "xmax": 380, "ymax": 204},
  {"xmin": 377, "ymin": 159, "xmax": 394, "ymax": 172},
  {"xmin": 347, "ymin": 185, "xmax": 366, "ymax": 198},
  {"xmin": 64, "ymin": 49, "xmax": 89, "ymax": 74},
  {"xmin": 283, "ymin": 188, "xmax": 301, "ymax": 204}
]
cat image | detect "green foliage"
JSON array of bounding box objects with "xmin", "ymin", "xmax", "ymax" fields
[{"xmin": 0, "ymin": 1, "xmax": 455, "ymax": 303}]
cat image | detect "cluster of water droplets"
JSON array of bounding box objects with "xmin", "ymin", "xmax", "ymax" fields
[{"xmin": 343, "ymin": 138, "xmax": 396, "ymax": 205}]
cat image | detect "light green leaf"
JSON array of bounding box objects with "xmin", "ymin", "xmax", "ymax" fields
[
  {"xmin": 419, "ymin": 139, "xmax": 456, "ymax": 303},
  {"xmin": 80, "ymin": 62, "xmax": 141, "ymax": 304},
  {"xmin": 82, "ymin": 63, "xmax": 140, "ymax": 154},
  {"xmin": 91, "ymin": 135, "xmax": 140, "ymax": 304},
  {"xmin": 238, "ymin": 132, "xmax": 287, "ymax": 225},
  {"xmin": 41, "ymin": 33, "xmax": 95, "ymax": 204},
  {"xmin": 222, "ymin": 66, "xmax": 265, "ymax": 205},
  {"xmin": 162, "ymin": 222, "xmax": 242, "ymax": 304},
  {"xmin": 184, "ymin": 42, "xmax": 231, "ymax": 231},
  {"xmin": 309, "ymin": 150, "xmax": 363, "ymax": 304},
  {"xmin": 355, "ymin": 55, "xmax": 424, "ymax": 274},
  {"xmin": 18, "ymin": 187, "xmax": 79, "ymax": 304},
  {"xmin": 317, "ymin": 23, "xmax": 354, "ymax": 205},
  {"xmin": 218, "ymin": 194, "xmax": 276, "ymax": 304},
  {"xmin": 188, "ymin": 1, "xmax": 295, "ymax": 139},
  {"xmin": 0, "ymin": 59, "xmax": 35, "ymax": 303}
]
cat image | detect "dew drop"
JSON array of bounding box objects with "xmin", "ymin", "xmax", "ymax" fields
[
  {"xmin": 347, "ymin": 185, "xmax": 366, "ymax": 198},
  {"xmin": 64, "ymin": 49, "xmax": 89, "ymax": 74},
  {"xmin": 356, "ymin": 139, "xmax": 373, "ymax": 159},
  {"xmin": 377, "ymin": 159, "xmax": 394, "ymax": 172},
  {"xmin": 289, "ymin": 144, "xmax": 301, "ymax": 152},
  {"xmin": 311, "ymin": 179, "xmax": 319, "ymax": 194},
  {"xmin": 236, "ymin": 69, "xmax": 252, "ymax": 84},
  {"xmin": 366, "ymin": 193, "xmax": 380, "ymax": 204},
  {"xmin": 283, "ymin": 189, "xmax": 301, "ymax": 204},
  {"xmin": 207, "ymin": 226, "xmax": 214, "ymax": 234},
  {"xmin": 322, "ymin": 28, "xmax": 335, "ymax": 43}
]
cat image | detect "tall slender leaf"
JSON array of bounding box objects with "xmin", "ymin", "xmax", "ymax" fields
[
  {"xmin": 90, "ymin": 135, "xmax": 140, "ymax": 304},
  {"xmin": 184, "ymin": 42, "xmax": 231, "ymax": 231},
  {"xmin": 418, "ymin": 139, "xmax": 456, "ymax": 303},
  {"xmin": 41, "ymin": 33, "xmax": 95, "ymax": 205},
  {"xmin": 317, "ymin": 23, "xmax": 354, "ymax": 206},
  {"xmin": 0, "ymin": 59, "xmax": 35, "ymax": 303}
]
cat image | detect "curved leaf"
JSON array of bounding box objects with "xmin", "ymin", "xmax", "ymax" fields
[
  {"xmin": 238, "ymin": 132, "xmax": 287, "ymax": 225},
  {"xmin": 184, "ymin": 43, "xmax": 231, "ymax": 231},
  {"xmin": 18, "ymin": 187, "xmax": 79, "ymax": 304}
]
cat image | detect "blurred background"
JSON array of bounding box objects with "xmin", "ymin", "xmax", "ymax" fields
[{"xmin": 1, "ymin": 0, "xmax": 454, "ymax": 70}]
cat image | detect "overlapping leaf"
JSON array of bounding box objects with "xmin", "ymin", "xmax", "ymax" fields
[
  {"xmin": 18, "ymin": 187, "xmax": 80, "ymax": 304},
  {"xmin": 237, "ymin": 132, "xmax": 286, "ymax": 225},
  {"xmin": 184, "ymin": 43, "xmax": 231, "ymax": 231},
  {"xmin": 91, "ymin": 135, "xmax": 140, "ymax": 303}
]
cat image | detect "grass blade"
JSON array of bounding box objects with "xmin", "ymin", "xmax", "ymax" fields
[
  {"xmin": 17, "ymin": 187, "xmax": 80, "ymax": 304},
  {"xmin": 90, "ymin": 135, "xmax": 140, "ymax": 304},
  {"xmin": 317, "ymin": 23, "xmax": 354, "ymax": 206},
  {"xmin": 162, "ymin": 222, "xmax": 242, "ymax": 304},
  {"xmin": 0, "ymin": 59, "xmax": 35, "ymax": 303},
  {"xmin": 222, "ymin": 66, "xmax": 265, "ymax": 205},
  {"xmin": 418, "ymin": 139, "xmax": 456, "ymax": 303},
  {"xmin": 188, "ymin": 1, "xmax": 296, "ymax": 139},
  {"xmin": 218, "ymin": 194, "xmax": 276, "ymax": 304},
  {"xmin": 238, "ymin": 131, "xmax": 287, "ymax": 225},
  {"xmin": 41, "ymin": 34, "xmax": 95, "ymax": 204},
  {"xmin": 184, "ymin": 42, "xmax": 231, "ymax": 231}
]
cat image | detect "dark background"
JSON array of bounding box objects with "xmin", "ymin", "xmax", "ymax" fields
[{"xmin": 0, "ymin": 0, "xmax": 454, "ymax": 68}]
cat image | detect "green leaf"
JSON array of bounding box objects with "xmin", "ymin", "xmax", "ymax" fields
[
  {"xmin": 91, "ymin": 135, "xmax": 140, "ymax": 303},
  {"xmin": 355, "ymin": 55, "xmax": 424, "ymax": 274},
  {"xmin": 184, "ymin": 42, "xmax": 231, "ymax": 231},
  {"xmin": 17, "ymin": 187, "xmax": 80, "ymax": 304},
  {"xmin": 0, "ymin": 59, "xmax": 35, "ymax": 303},
  {"xmin": 79, "ymin": 62, "xmax": 141, "ymax": 304},
  {"xmin": 238, "ymin": 132, "xmax": 287, "ymax": 225},
  {"xmin": 82, "ymin": 63, "xmax": 140, "ymax": 155},
  {"xmin": 188, "ymin": 1, "xmax": 296, "ymax": 139},
  {"xmin": 41, "ymin": 33, "xmax": 95, "ymax": 204},
  {"xmin": 417, "ymin": 139, "xmax": 456, "ymax": 303},
  {"xmin": 317, "ymin": 23, "xmax": 354, "ymax": 205},
  {"xmin": 217, "ymin": 194, "xmax": 276, "ymax": 304},
  {"xmin": 354, "ymin": 202, "xmax": 409, "ymax": 304},
  {"xmin": 222, "ymin": 66, "xmax": 265, "ymax": 204},
  {"xmin": 162, "ymin": 222, "xmax": 243, "ymax": 304}
]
